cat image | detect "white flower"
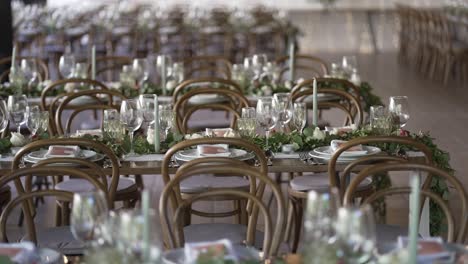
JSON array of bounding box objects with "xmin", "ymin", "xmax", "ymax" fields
[
  {"xmin": 312, "ymin": 127, "xmax": 326, "ymax": 140},
  {"xmin": 350, "ymin": 124, "xmax": 358, "ymax": 130},
  {"xmin": 184, "ymin": 133, "xmax": 203, "ymax": 140},
  {"xmin": 10, "ymin": 132, "xmax": 29, "ymax": 147},
  {"xmin": 166, "ymin": 80, "xmax": 177, "ymax": 91},
  {"xmin": 261, "ymin": 85, "xmax": 273, "ymax": 96},
  {"xmin": 147, "ymin": 128, "xmax": 155, "ymax": 144},
  {"xmin": 284, "ymin": 81, "xmax": 293, "ymax": 90},
  {"xmin": 64, "ymin": 83, "xmax": 76, "ymax": 93}
]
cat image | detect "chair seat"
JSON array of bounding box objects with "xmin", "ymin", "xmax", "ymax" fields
[
  {"xmin": 180, "ymin": 175, "xmax": 249, "ymax": 194},
  {"xmin": 184, "ymin": 223, "xmax": 264, "ymax": 249},
  {"xmin": 22, "ymin": 226, "xmax": 83, "ymax": 256},
  {"xmin": 289, "ymin": 173, "xmax": 372, "ymax": 192},
  {"xmin": 376, "ymin": 224, "xmax": 408, "ymax": 244},
  {"xmin": 55, "ymin": 177, "xmax": 136, "ymax": 193}
]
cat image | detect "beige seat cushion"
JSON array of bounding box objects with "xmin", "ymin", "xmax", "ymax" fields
[
  {"xmin": 289, "ymin": 173, "xmax": 372, "ymax": 192},
  {"xmin": 55, "ymin": 177, "xmax": 136, "ymax": 193},
  {"xmin": 22, "ymin": 226, "xmax": 83, "ymax": 256},
  {"xmin": 180, "ymin": 175, "xmax": 250, "ymax": 194}
]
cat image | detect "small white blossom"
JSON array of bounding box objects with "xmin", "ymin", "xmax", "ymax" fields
[
  {"xmin": 64, "ymin": 83, "xmax": 76, "ymax": 93},
  {"xmin": 312, "ymin": 127, "xmax": 326, "ymax": 140},
  {"xmin": 260, "ymin": 85, "xmax": 273, "ymax": 96},
  {"xmin": 147, "ymin": 128, "xmax": 155, "ymax": 144},
  {"xmin": 166, "ymin": 80, "xmax": 177, "ymax": 91},
  {"xmin": 184, "ymin": 133, "xmax": 203, "ymax": 140},
  {"xmin": 10, "ymin": 132, "xmax": 29, "ymax": 147}
]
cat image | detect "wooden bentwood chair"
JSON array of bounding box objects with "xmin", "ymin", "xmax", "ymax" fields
[
  {"xmin": 345, "ymin": 162, "xmax": 467, "ymax": 244},
  {"xmin": 160, "ymin": 158, "xmax": 285, "ymax": 258}
]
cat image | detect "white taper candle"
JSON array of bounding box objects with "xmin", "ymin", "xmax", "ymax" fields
[
  {"xmin": 154, "ymin": 95, "xmax": 160, "ymax": 153},
  {"xmin": 11, "ymin": 45, "xmax": 17, "ymax": 72},
  {"xmin": 141, "ymin": 190, "xmax": 150, "ymax": 262},
  {"xmin": 288, "ymin": 36, "xmax": 295, "ymax": 81},
  {"xmin": 408, "ymin": 172, "xmax": 421, "ymax": 264},
  {"xmin": 91, "ymin": 45, "xmax": 96, "ymax": 80},
  {"xmin": 312, "ymin": 78, "xmax": 318, "ymax": 127}
]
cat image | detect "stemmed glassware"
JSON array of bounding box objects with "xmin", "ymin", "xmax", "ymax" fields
[
  {"xmin": 273, "ymin": 93, "xmax": 293, "ymax": 132},
  {"xmin": 389, "ymin": 96, "xmax": 410, "ymax": 129},
  {"xmin": 334, "ymin": 205, "xmax": 376, "ymax": 263},
  {"xmin": 26, "ymin": 105, "xmax": 49, "ymax": 137},
  {"xmin": 292, "ymin": 102, "xmax": 307, "ymax": 133},
  {"xmin": 59, "ymin": 54, "xmax": 76, "ymax": 78},
  {"xmin": 20, "ymin": 59, "xmax": 40, "ymax": 90},
  {"xmin": 7, "ymin": 95, "xmax": 28, "ymax": 133},
  {"xmin": 159, "ymin": 104, "xmax": 175, "ymax": 141},
  {"xmin": 0, "ymin": 100, "xmax": 9, "ymax": 135},
  {"xmin": 256, "ymin": 97, "xmax": 277, "ymax": 150},
  {"xmin": 120, "ymin": 99, "xmax": 143, "ymax": 157},
  {"xmin": 132, "ymin": 58, "xmax": 148, "ymax": 87},
  {"xmin": 71, "ymin": 191, "xmax": 109, "ymax": 246},
  {"xmin": 252, "ymin": 54, "xmax": 268, "ymax": 77},
  {"xmin": 342, "ymin": 55, "xmax": 357, "ymax": 76},
  {"xmin": 137, "ymin": 94, "xmax": 156, "ymax": 131}
]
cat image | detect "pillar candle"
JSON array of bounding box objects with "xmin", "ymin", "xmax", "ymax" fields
[
  {"xmin": 91, "ymin": 45, "xmax": 96, "ymax": 80},
  {"xmin": 154, "ymin": 95, "xmax": 160, "ymax": 153},
  {"xmin": 141, "ymin": 190, "xmax": 150, "ymax": 262},
  {"xmin": 288, "ymin": 36, "xmax": 295, "ymax": 81},
  {"xmin": 312, "ymin": 78, "xmax": 318, "ymax": 127},
  {"xmin": 11, "ymin": 45, "xmax": 17, "ymax": 72},
  {"xmin": 408, "ymin": 173, "xmax": 421, "ymax": 264}
]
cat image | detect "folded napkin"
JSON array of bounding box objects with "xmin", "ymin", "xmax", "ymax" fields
[
  {"xmin": 75, "ymin": 129, "xmax": 102, "ymax": 137},
  {"xmin": 197, "ymin": 144, "xmax": 230, "ymax": 157},
  {"xmin": 330, "ymin": 140, "xmax": 367, "ymax": 155},
  {"xmin": 123, "ymin": 154, "xmax": 165, "ymax": 162},
  {"xmin": 46, "ymin": 146, "xmax": 80, "ymax": 158},
  {"xmin": 325, "ymin": 124, "xmax": 358, "ymax": 136},
  {"xmin": 273, "ymin": 152, "xmax": 300, "ymax": 159},
  {"xmin": 205, "ymin": 128, "xmax": 237, "ymax": 138}
]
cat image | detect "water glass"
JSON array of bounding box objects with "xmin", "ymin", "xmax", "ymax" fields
[
  {"xmin": 132, "ymin": 58, "xmax": 148, "ymax": 86},
  {"xmin": 273, "ymin": 93, "xmax": 293, "ymax": 131},
  {"xmin": 342, "ymin": 55, "xmax": 357, "ymax": 76},
  {"xmin": 26, "ymin": 106, "xmax": 48, "ymax": 136},
  {"xmin": 20, "ymin": 59, "xmax": 40, "ymax": 89},
  {"xmin": 120, "ymin": 99, "xmax": 143, "ymax": 157},
  {"xmin": 137, "ymin": 94, "xmax": 156, "ymax": 124},
  {"xmin": 74, "ymin": 62, "xmax": 89, "ymax": 79},
  {"xmin": 120, "ymin": 65, "xmax": 135, "ymax": 87},
  {"xmin": 292, "ymin": 102, "xmax": 307, "ymax": 133},
  {"xmin": 71, "ymin": 191, "xmax": 109, "ymax": 245},
  {"xmin": 256, "ymin": 97, "xmax": 277, "ymax": 150},
  {"xmin": 103, "ymin": 109, "xmax": 123, "ymax": 139},
  {"xmin": 242, "ymin": 107, "xmax": 256, "ymax": 119},
  {"xmin": 0, "ymin": 100, "xmax": 8, "ymax": 134},
  {"xmin": 369, "ymin": 105, "xmax": 385, "ymax": 129},
  {"xmin": 159, "ymin": 104, "xmax": 174, "ymax": 140},
  {"xmin": 252, "ymin": 53, "xmax": 268, "ymax": 76},
  {"xmin": 7, "ymin": 95, "xmax": 28, "ymax": 133},
  {"xmin": 59, "ymin": 54, "xmax": 76, "ymax": 78},
  {"xmin": 335, "ymin": 205, "xmax": 376, "ymax": 263},
  {"xmin": 389, "ymin": 96, "xmax": 410, "ymax": 128}
]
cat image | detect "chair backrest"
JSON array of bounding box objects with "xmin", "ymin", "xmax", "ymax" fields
[
  {"xmin": 12, "ymin": 138, "xmax": 120, "ymax": 202},
  {"xmin": 89, "ymin": 56, "xmax": 133, "ymax": 82},
  {"xmin": 328, "ymin": 136, "xmax": 434, "ymax": 194},
  {"xmin": 0, "ymin": 56, "xmax": 49, "ymax": 83},
  {"xmin": 292, "ymin": 87, "xmax": 363, "ymax": 126},
  {"xmin": 173, "ymin": 87, "xmax": 249, "ymax": 134},
  {"xmin": 275, "ymin": 54, "xmax": 329, "ymax": 81},
  {"xmin": 160, "ymin": 158, "xmax": 285, "ymax": 257},
  {"xmin": 54, "ymin": 89, "xmax": 127, "ymax": 136},
  {"xmin": 0, "ymin": 166, "xmax": 109, "ymax": 244},
  {"xmin": 182, "ymin": 56, "xmax": 232, "ymax": 79},
  {"xmin": 40, "ymin": 78, "xmax": 109, "ymax": 133},
  {"xmin": 292, "ymin": 78, "xmax": 360, "ymax": 98},
  {"xmin": 172, "ymin": 77, "xmax": 242, "ymax": 101},
  {"xmin": 344, "ymin": 163, "xmax": 467, "ymax": 243}
]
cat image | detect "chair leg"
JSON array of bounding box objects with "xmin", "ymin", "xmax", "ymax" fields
[
  {"xmin": 285, "ymin": 199, "xmax": 294, "ymax": 243},
  {"xmin": 291, "ymin": 198, "xmax": 303, "ymax": 253},
  {"xmin": 55, "ymin": 203, "xmax": 62, "ymax": 226},
  {"xmin": 61, "ymin": 202, "xmax": 70, "ymax": 226}
]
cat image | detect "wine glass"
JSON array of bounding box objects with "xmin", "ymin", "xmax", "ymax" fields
[
  {"xmin": 292, "ymin": 102, "xmax": 307, "ymax": 133},
  {"xmin": 0, "ymin": 100, "xmax": 9, "ymax": 134},
  {"xmin": 26, "ymin": 105, "xmax": 41, "ymax": 137},
  {"xmin": 389, "ymin": 96, "xmax": 410, "ymax": 128},
  {"xmin": 132, "ymin": 58, "xmax": 148, "ymax": 87},
  {"xmin": 7, "ymin": 95, "xmax": 28, "ymax": 133},
  {"xmin": 302, "ymin": 189, "xmax": 341, "ymax": 263},
  {"xmin": 59, "ymin": 54, "xmax": 76, "ymax": 78},
  {"xmin": 334, "ymin": 205, "xmax": 376, "ymax": 264},
  {"xmin": 256, "ymin": 97, "xmax": 277, "ymax": 150},
  {"xmin": 342, "ymin": 55, "xmax": 357, "ymax": 76},
  {"xmin": 137, "ymin": 94, "xmax": 156, "ymax": 127},
  {"xmin": 273, "ymin": 93, "xmax": 293, "ymax": 132},
  {"xmin": 252, "ymin": 53, "xmax": 268, "ymax": 77},
  {"xmin": 159, "ymin": 104, "xmax": 174, "ymax": 141},
  {"xmin": 71, "ymin": 191, "xmax": 109, "ymax": 245},
  {"xmin": 120, "ymin": 99, "xmax": 143, "ymax": 157},
  {"xmin": 20, "ymin": 59, "xmax": 40, "ymax": 90}
]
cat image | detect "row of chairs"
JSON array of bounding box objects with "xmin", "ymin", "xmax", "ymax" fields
[
  {"xmin": 0, "ymin": 136, "xmax": 466, "ymax": 256},
  {"xmin": 396, "ymin": 5, "xmax": 468, "ymax": 84},
  {"xmin": 0, "ymin": 54, "xmax": 330, "ymax": 83}
]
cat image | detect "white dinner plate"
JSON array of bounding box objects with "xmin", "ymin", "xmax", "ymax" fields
[
  {"xmin": 24, "ymin": 149, "xmax": 101, "ymax": 165},
  {"xmin": 175, "ymin": 148, "xmax": 254, "ymax": 162},
  {"xmin": 309, "ymin": 146, "xmax": 381, "ymax": 164},
  {"xmin": 313, "ymin": 145, "xmax": 381, "ymax": 158},
  {"xmin": 188, "ymin": 94, "xmax": 228, "ymax": 104}
]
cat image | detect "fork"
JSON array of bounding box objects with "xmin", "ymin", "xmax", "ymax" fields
[{"xmin": 298, "ymin": 151, "xmax": 310, "ymax": 164}]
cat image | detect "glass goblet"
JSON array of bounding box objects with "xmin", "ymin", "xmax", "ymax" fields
[
  {"xmin": 120, "ymin": 99, "xmax": 143, "ymax": 157},
  {"xmin": 389, "ymin": 96, "xmax": 410, "ymax": 129},
  {"xmin": 59, "ymin": 54, "xmax": 76, "ymax": 78},
  {"xmin": 256, "ymin": 97, "xmax": 277, "ymax": 150},
  {"xmin": 292, "ymin": 102, "xmax": 307, "ymax": 133},
  {"xmin": 7, "ymin": 95, "xmax": 28, "ymax": 133}
]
